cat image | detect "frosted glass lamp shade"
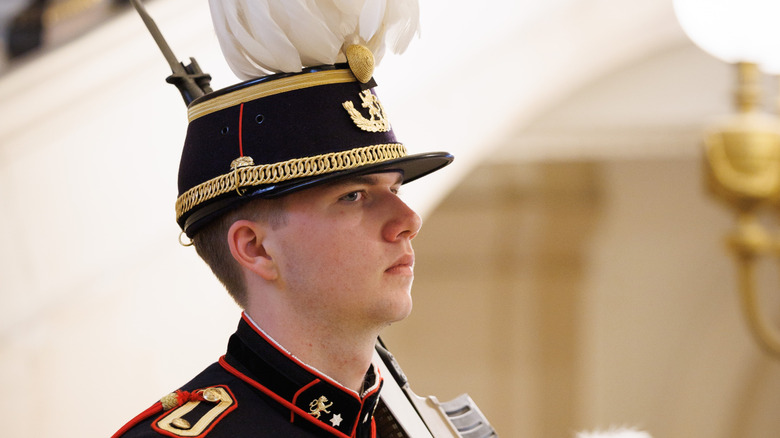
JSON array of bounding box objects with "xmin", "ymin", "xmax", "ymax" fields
[{"xmin": 673, "ymin": 0, "xmax": 780, "ymax": 74}]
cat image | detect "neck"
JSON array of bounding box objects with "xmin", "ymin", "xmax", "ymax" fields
[{"xmin": 244, "ymin": 308, "xmax": 380, "ymax": 393}]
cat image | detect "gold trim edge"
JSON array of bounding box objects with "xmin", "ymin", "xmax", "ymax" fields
[
  {"xmin": 188, "ymin": 69, "xmax": 358, "ymax": 122},
  {"xmin": 176, "ymin": 143, "xmax": 408, "ymax": 220},
  {"xmin": 156, "ymin": 387, "xmax": 234, "ymax": 437}
]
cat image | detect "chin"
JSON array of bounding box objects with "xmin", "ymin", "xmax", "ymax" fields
[
  {"xmin": 396, "ymin": 301, "xmax": 414, "ymax": 322},
  {"xmin": 381, "ymin": 294, "xmax": 413, "ymax": 325},
  {"xmin": 391, "ymin": 299, "xmax": 413, "ymax": 322}
]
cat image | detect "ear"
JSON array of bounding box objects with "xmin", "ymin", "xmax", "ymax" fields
[{"xmin": 227, "ymin": 219, "xmax": 278, "ymax": 281}]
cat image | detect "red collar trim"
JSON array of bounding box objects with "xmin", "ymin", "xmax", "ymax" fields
[{"xmin": 220, "ymin": 356, "xmax": 353, "ymax": 438}]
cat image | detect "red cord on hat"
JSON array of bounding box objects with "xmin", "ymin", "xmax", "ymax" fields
[{"xmin": 238, "ymin": 102, "xmax": 245, "ymax": 157}]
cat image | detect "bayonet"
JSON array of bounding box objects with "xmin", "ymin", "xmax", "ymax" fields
[{"xmin": 130, "ymin": 0, "xmax": 212, "ymax": 105}]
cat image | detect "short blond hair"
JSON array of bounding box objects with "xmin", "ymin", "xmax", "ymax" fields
[{"xmin": 192, "ymin": 198, "xmax": 286, "ymax": 308}]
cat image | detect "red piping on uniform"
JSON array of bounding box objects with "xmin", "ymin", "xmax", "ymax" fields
[
  {"xmin": 291, "ymin": 379, "xmax": 321, "ymax": 423},
  {"xmin": 220, "ymin": 356, "xmax": 353, "ymax": 438},
  {"xmin": 111, "ymin": 401, "xmax": 163, "ymax": 438},
  {"xmin": 240, "ymin": 312, "xmax": 365, "ymax": 402}
]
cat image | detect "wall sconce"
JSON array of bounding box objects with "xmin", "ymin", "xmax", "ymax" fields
[{"xmin": 674, "ymin": 0, "xmax": 780, "ymax": 358}]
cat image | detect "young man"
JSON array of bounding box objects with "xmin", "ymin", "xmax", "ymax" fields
[{"xmin": 114, "ymin": 1, "xmax": 452, "ymax": 437}]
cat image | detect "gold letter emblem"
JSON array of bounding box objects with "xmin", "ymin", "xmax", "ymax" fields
[
  {"xmin": 308, "ymin": 396, "xmax": 333, "ymax": 419},
  {"xmin": 342, "ymin": 90, "xmax": 391, "ymax": 132}
]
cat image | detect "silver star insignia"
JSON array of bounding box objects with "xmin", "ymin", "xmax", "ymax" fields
[{"xmin": 330, "ymin": 413, "xmax": 343, "ymax": 427}]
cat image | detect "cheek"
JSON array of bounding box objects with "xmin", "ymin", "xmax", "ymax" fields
[
  {"xmin": 306, "ymin": 216, "xmax": 373, "ymax": 259},
  {"xmin": 317, "ymin": 235, "xmax": 376, "ymax": 276},
  {"xmin": 281, "ymin": 220, "xmax": 373, "ymax": 278}
]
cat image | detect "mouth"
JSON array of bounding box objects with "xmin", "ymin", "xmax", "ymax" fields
[{"xmin": 386, "ymin": 253, "xmax": 415, "ymax": 275}]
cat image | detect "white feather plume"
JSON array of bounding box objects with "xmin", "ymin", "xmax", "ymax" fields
[{"xmin": 208, "ymin": 0, "xmax": 421, "ymax": 80}]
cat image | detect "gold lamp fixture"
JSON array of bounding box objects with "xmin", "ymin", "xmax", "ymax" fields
[{"xmin": 674, "ymin": 0, "xmax": 780, "ymax": 357}]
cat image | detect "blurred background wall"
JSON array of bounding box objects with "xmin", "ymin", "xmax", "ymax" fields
[{"xmin": 1, "ymin": 0, "xmax": 779, "ymax": 437}]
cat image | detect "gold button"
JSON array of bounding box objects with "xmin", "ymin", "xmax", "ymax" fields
[
  {"xmin": 171, "ymin": 418, "xmax": 191, "ymax": 430},
  {"xmin": 202, "ymin": 387, "xmax": 221, "ymax": 403}
]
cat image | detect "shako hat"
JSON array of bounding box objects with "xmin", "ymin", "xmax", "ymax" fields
[{"xmin": 133, "ymin": 0, "xmax": 453, "ymax": 238}]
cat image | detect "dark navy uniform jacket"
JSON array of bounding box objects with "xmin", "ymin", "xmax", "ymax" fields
[{"xmin": 113, "ymin": 313, "xmax": 384, "ymax": 438}]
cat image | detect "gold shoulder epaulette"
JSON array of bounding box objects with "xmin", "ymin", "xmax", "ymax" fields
[{"xmin": 153, "ymin": 386, "xmax": 237, "ymax": 438}]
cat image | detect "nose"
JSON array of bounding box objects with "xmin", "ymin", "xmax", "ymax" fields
[{"xmin": 382, "ymin": 195, "xmax": 423, "ymax": 242}]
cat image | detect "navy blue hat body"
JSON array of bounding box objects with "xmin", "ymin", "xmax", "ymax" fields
[{"xmin": 176, "ymin": 66, "xmax": 452, "ymax": 236}]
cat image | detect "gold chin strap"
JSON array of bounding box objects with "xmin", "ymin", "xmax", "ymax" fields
[
  {"xmin": 178, "ymin": 230, "xmax": 194, "ymax": 247},
  {"xmin": 230, "ymin": 156, "xmax": 255, "ymax": 197}
]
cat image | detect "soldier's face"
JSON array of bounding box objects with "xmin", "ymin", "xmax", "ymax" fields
[{"xmin": 264, "ymin": 171, "xmax": 422, "ymax": 331}]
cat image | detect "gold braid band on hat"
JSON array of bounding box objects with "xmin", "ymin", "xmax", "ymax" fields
[
  {"xmin": 188, "ymin": 69, "xmax": 358, "ymax": 122},
  {"xmin": 175, "ymin": 143, "xmax": 408, "ymax": 220}
]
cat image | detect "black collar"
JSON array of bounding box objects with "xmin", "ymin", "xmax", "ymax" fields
[{"xmin": 222, "ymin": 314, "xmax": 383, "ymax": 437}]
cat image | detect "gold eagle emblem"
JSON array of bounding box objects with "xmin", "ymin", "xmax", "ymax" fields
[{"xmin": 342, "ymin": 90, "xmax": 391, "ymax": 133}]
